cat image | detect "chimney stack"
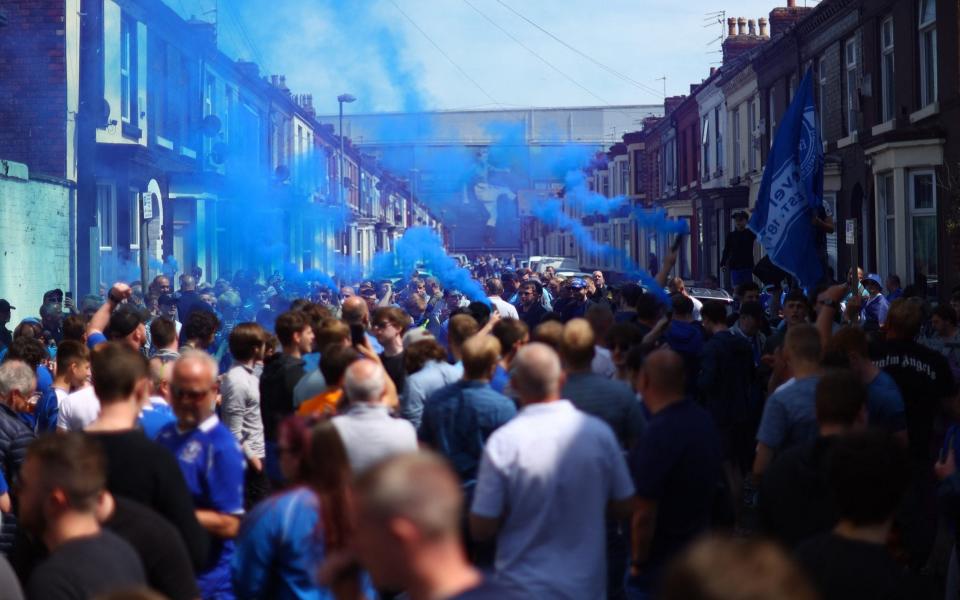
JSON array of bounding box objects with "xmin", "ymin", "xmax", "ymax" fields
[
  {"xmin": 759, "ymin": 17, "xmax": 768, "ymax": 37},
  {"xmin": 787, "ymin": 0, "xmax": 796, "ymax": 7},
  {"xmin": 737, "ymin": 17, "xmax": 747, "ymax": 36},
  {"xmin": 710, "ymin": 66, "xmax": 717, "ymax": 76},
  {"xmin": 727, "ymin": 17, "xmax": 737, "ymax": 37},
  {"xmin": 748, "ymin": 19, "xmax": 756, "ymax": 35}
]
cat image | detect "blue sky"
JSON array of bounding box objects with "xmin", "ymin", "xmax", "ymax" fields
[{"xmin": 168, "ymin": 0, "xmax": 819, "ymax": 114}]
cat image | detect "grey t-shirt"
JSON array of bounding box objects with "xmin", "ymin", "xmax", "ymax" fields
[{"xmin": 332, "ymin": 404, "xmax": 417, "ymax": 474}]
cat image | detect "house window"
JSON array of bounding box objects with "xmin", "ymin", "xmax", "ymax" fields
[
  {"xmin": 204, "ymin": 73, "xmax": 216, "ymax": 118},
  {"xmin": 619, "ymin": 162, "xmax": 629, "ymax": 195},
  {"xmin": 120, "ymin": 16, "xmax": 137, "ymax": 125},
  {"xmin": 844, "ymin": 37, "xmax": 859, "ymax": 135},
  {"xmin": 818, "ymin": 57, "xmax": 828, "ymax": 138},
  {"xmin": 909, "ymin": 170, "xmax": 937, "ymax": 293},
  {"xmin": 747, "ymin": 98, "xmax": 757, "ymax": 172},
  {"xmin": 129, "ymin": 188, "xmax": 140, "ymax": 250},
  {"xmin": 878, "ymin": 173, "xmax": 896, "ymax": 277},
  {"xmin": 701, "ymin": 116, "xmax": 710, "ymax": 179},
  {"xmin": 714, "ymin": 106, "xmax": 723, "ymax": 173},
  {"xmin": 768, "ymin": 90, "xmax": 777, "ymax": 148},
  {"xmin": 732, "ymin": 107, "xmax": 741, "ymax": 178},
  {"xmin": 880, "ymin": 18, "xmax": 895, "ymax": 123},
  {"xmin": 919, "ymin": 0, "xmax": 937, "ymax": 107},
  {"xmin": 97, "ymin": 184, "xmax": 115, "ymax": 250}
]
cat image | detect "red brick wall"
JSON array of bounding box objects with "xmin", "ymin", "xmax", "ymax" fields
[{"xmin": 0, "ymin": 0, "xmax": 68, "ymax": 179}]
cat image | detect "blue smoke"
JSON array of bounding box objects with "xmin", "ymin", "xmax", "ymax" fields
[{"xmin": 371, "ymin": 227, "xmax": 487, "ymax": 303}]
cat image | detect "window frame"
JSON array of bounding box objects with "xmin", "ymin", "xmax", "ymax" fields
[
  {"xmin": 97, "ymin": 183, "xmax": 116, "ymax": 251},
  {"xmin": 119, "ymin": 15, "xmax": 137, "ymax": 127},
  {"xmin": 129, "ymin": 187, "xmax": 141, "ymax": 250},
  {"xmin": 701, "ymin": 115, "xmax": 710, "ymax": 179},
  {"xmin": 747, "ymin": 96, "xmax": 757, "ymax": 172},
  {"xmin": 714, "ymin": 106, "xmax": 723, "ymax": 174},
  {"xmin": 844, "ymin": 36, "xmax": 859, "ymax": 135},
  {"xmin": 880, "ymin": 17, "xmax": 895, "ymax": 123},
  {"xmin": 908, "ymin": 169, "xmax": 937, "ymax": 289},
  {"xmin": 918, "ymin": 0, "xmax": 938, "ymax": 107},
  {"xmin": 732, "ymin": 106, "xmax": 741, "ymax": 178}
]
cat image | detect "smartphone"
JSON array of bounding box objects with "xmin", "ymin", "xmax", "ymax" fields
[
  {"xmin": 349, "ymin": 323, "xmax": 366, "ymax": 346},
  {"xmin": 65, "ymin": 291, "xmax": 73, "ymax": 300}
]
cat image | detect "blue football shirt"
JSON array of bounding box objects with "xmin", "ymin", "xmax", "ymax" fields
[{"xmin": 158, "ymin": 414, "xmax": 245, "ymax": 598}]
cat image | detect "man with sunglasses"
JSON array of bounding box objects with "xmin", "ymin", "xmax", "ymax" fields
[
  {"xmin": 159, "ymin": 350, "xmax": 245, "ymax": 599},
  {"xmin": 372, "ymin": 307, "xmax": 411, "ymax": 392}
]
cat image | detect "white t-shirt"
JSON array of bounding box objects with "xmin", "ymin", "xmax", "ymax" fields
[
  {"xmin": 471, "ymin": 400, "xmax": 635, "ymax": 600},
  {"xmin": 57, "ymin": 385, "xmax": 100, "ymax": 431},
  {"xmin": 488, "ymin": 296, "xmax": 519, "ymax": 320},
  {"xmin": 690, "ymin": 295, "xmax": 703, "ymax": 321}
]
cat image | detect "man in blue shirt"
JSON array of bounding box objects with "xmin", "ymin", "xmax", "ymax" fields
[
  {"xmin": 628, "ymin": 348, "xmax": 723, "ymax": 596},
  {"xmin": 158, "ymin": 350, "xmax": 245, "ymax": 600},
  {"xmin": 420, "ymin": 335, "xmax": 516, "ymax": 488},
  {"xmin": 559, "ymin": 318, "xmax": 644, "ymax": 449},
  {"xmin": 753, "ymin": 324, "xmax": 823, "ymax": 483}
]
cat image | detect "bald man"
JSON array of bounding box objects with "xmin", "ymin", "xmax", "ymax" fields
[
  {"xmin": 469, "ymin": 343, "xmax": 635, "ymax": 599},
  {"xmin": 341, "ymin": 296, "xmax": 384, "ymax": 353},
  {"xmin": 626, "ymin": 349, "xmax": 723, "ymax": 596},
  {"xmin": 332, "ymin": 359, "xmax": 416, "ymax": 475},
  {"xmin": 158, "ymin": 350, "xmax": 245, "ymax": 599}
]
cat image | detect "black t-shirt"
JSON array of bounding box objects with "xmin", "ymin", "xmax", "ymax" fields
[
  {"xmin": 380, "ymin": 351, "xmax": 406, "ymax": 392},
  {"xmin": 758, "ymin": 437, "xmax": 838, "ymax": 547},
  {"xmin": 86, "ymin": 430, "xmax": 209, "ymax": 571},
  {"xmin": 796, "ymin": 533, "xmax": 907, "ymax": 600},
  {"xmin": 107, "ymin": 498, "xmax": 199, "ymax": 600},
  {"xmin": 872, "ymin": 339, "xmax": 955, "ymax": 461},
  {"xmin": 26, "ymin": 530, "xmax": 145, "ymax": 600}
]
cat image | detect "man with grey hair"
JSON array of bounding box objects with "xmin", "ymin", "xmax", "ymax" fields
[
  {"xmin": 333, "ymin": 359, "xmax": 417, "ymax": 475},
  {"xmin": 352, "ymin": 451, "xmax": 525, "ymax": 599},
  {"xmin": 469, "ymin": 343, "xmax": 635, "ymax": 599},
  {"xmin": 0, "ymin": 360, "xmax": 38, "ymax": 552}
]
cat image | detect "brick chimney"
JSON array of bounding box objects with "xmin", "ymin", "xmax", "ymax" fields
[
  {"xmin": 236, "ymin": 60, "xmax": 260, "ymax": 80},
  {"xmin": 186, "ymin": 18, "xmax": 216, "ymax": 48},
  {"xmin": 769, "ymin": 1, "xmax": 813, "ymax": 37},
  {"xmin": 664, "ymin": 95, "xmax": 686, "ymax": 116},
  {"xmin": 722, "ymin": 16, "xmax": 768, "ymax": 63}
]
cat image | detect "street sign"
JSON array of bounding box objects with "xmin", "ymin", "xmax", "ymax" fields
[
  {"xmin": 145, "ymin": 179, "xmax": 161, "ymax": 221},
  {"xmin": 845, "ymin": 219, "xmax": 856, "ymax": 245}
]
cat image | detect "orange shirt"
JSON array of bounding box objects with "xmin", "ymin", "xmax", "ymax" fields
[{"xmin": 297, "ymin": 388, "xmax": 343, "ymax": 417}]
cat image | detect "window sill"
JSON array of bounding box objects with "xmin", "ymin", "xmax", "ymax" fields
[
  {"xmin": 909, "ymin": 102, "xmax": 939, "ymax": 123},
  {"xmin": 181, "ymin": 147, "xmax": 197, "ymax": 159},
  {"xmin": 871, "ymin": 120, "xmax": 896, "ymax": 136},
  {"xmin": 156, "ymin": 136, "xmax": 174, "ymax": 150},
  {"xmin": 837, "ymin": 132, "xmax": 859, "ymax": 149},
  {"xmin": 121, "ymin": 122, "xmax": 142, "ymax": 140}
]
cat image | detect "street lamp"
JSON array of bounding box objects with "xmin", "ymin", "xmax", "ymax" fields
[{"xmin": 337, "ymin": 93, "xmax": 356, "ymax": 205}]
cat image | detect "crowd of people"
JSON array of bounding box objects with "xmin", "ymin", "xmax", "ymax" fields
[{"xmin": 0, "ymin": 242, "xmax": 958, "ymax": 600}]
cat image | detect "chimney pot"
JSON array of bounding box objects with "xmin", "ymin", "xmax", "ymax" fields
[
  {"xmin": 737, "ymin": 17, "xmax": 747, "ymax": 36},
  {"xmin": 759, "ymin": 17, "xmax": 768, "ymax": 37},
  {"xmin": 710, "ymin": 66, "xmax": 717, "ymax": 76},
  {"xmin": 787, "ymin": 0, "xmax": 796, "ymax": 7},
  {"xmin": 727, "ymin": 17, "xmax": 737, "ymax": 37},
  {"xmin": 748, "ymin": 19, "xmax": 756, "ymax": 35}
]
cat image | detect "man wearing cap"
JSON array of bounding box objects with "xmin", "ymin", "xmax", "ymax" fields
[
  {"xmin": 861, "ymin": 274, "xmax": 890, "ymax": 327},
  {"xmin": 85, "ymin": 283, "xmax": 149, "ymax": 352},
  {"xmin": 557, "ymin": 278, "xmax": 594, "ymax": 322},
  {"xmin": 720, "ymin": 211, "xmax": 757, "ymax": 288},
  {"xmin": 0, "ymin": 299, "xmax": 14, "ymax": 351}
]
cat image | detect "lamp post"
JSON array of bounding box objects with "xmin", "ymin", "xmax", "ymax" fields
[{"xmin": 337, "ymin": 93, "xmax": 356, "ymax": 205}]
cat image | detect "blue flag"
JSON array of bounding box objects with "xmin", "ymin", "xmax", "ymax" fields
[{"xmin": 749, "ymin": 68, "xmax": 824, "ymax": 287}]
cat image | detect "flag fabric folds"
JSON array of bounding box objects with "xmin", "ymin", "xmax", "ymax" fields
[{"xmin": 749, "ymin": 68, "xmax": 824, "ymax": 288}]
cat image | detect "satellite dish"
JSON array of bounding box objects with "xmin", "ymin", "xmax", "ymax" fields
[
  {"xmin": 210, "ymin": 142, "xmax": 228, "ymax": 165},
  {"xmin": 201, "ymin": 114, "xmax": 222, "ymax": 137},
  {"xmin": 145, "ymin": 179, "xmax": 162, "ymax": 221}
]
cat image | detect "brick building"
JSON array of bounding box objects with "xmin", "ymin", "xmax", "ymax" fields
[{"xmin": 0, "ymin": 0, "xmax": 440, "ymax": 297}]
